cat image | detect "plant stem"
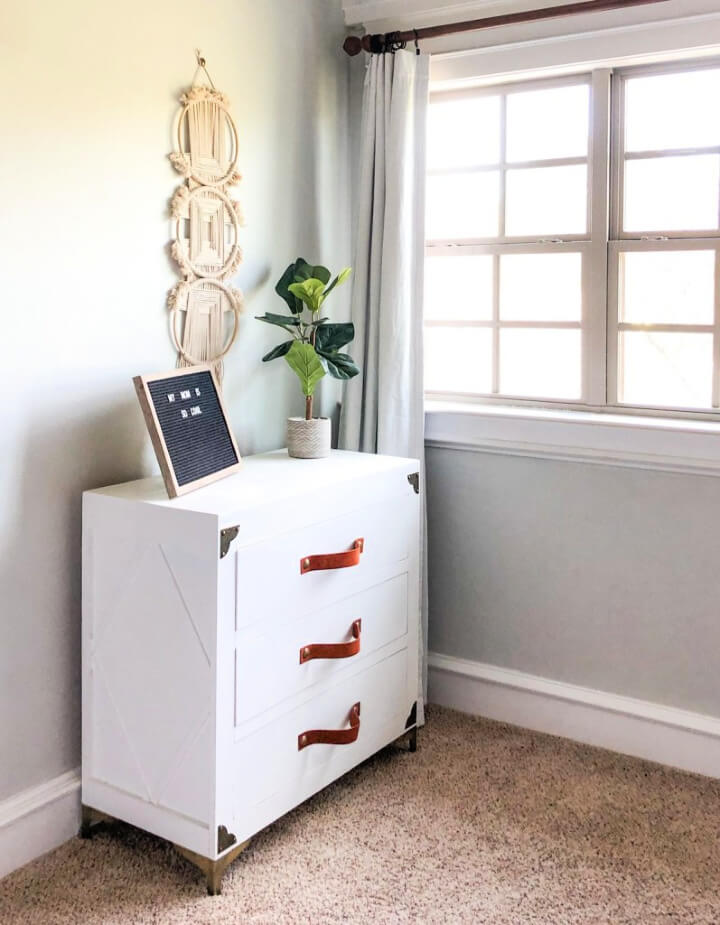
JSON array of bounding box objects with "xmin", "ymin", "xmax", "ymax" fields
[{"xmin": 306, "ymin": 306, "xmax": 315, "ymax": 420}]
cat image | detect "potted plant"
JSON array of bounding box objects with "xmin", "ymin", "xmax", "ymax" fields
[{"xmin": 256, "ymin": 258, "xmax": 358, "ymax": 458}]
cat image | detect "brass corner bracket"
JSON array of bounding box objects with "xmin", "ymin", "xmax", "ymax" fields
[
  {"xmin": 220, "ymin": 525, "xmax": 239, "ymax": 558},
  {"xmin": 407, "ymin": 472, "xmax": 420, "ymax": 494},
  {"xmin": 217, "ymin": 824, "xmax": 237, "ymax": 853}
]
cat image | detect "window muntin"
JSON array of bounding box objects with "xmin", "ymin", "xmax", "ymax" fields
[{"xmin": 426, "ymin": 61, "xmax": 720, "ymax": 416}]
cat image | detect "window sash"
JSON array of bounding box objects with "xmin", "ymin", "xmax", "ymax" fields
[
  {"xmin": 427, "ymin": 74, "xmax": 593, "ymax": 247},
  {"xmin": 607, "ymin": 238, "xmax": 720, "ymax": 412},
  {"xmin": 425, "ymin": 242, "xmax": 589, "ymax": 403},
  {"xmin": 611, "ymin": 59, "xmax": 720, "ymax": 241}
]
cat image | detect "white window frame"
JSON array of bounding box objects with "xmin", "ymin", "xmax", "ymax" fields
[{"xmin": 426, "ymin": 57, "xmax": 720, "ymax": 421}]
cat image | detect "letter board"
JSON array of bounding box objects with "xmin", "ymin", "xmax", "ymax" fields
[{"xmin": 133, "ymin": 365, "xmax": 242, "ymax": 498}]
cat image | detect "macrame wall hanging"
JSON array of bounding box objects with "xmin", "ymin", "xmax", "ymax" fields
[{"xmin": 168, "ymin": 52, "xmax": 244, "ymax": 383}]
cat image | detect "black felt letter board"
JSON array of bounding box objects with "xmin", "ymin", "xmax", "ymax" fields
[{"xmin": 147, "ymin": 370, "xmax": 238, "ymax": 486}]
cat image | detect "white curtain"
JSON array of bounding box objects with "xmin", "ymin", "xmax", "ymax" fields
[{"xmin": 339, "ymin": 50, "xmax": 429, "ymax": 723}]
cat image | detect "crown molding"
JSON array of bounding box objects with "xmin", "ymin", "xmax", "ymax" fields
[
  {"xmin": 428, "ymin": 8, "xmax": 720, "ymax": 85},
  {"xmin": 341, "ymin": 0, "xmax": 635, "ymax": 27},
  {"xmin": 341, "ymin": 0, "xmax": 564, "ymax": 27}
]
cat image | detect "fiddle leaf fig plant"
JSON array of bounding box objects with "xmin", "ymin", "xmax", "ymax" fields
[{"xmin": 256, "ymin": 258, "xmax": 358, "ymax": 420}]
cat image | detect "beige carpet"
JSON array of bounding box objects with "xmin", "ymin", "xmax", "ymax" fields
[{"xmin": 2, "ymin": 706, "xmax": 720, "ymax": 924}]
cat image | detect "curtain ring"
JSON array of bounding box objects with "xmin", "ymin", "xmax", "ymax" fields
[
  {"xmin": 413, "ymin": 29, "xmax": 420, "ymax": 55},
  {"xmin": 384, "ymin": 31, "xmax": 406, "ymax": 54}
]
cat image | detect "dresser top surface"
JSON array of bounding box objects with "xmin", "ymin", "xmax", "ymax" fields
[{"xmin": 86, "ymin": 449, "xmax": 419, "ymax": 515}]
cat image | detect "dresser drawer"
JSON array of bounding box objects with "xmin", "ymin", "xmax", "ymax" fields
[
  {"xmin": 233, "ymin": 494, "xmax": 414, "ymax": 630},
  {"xmin": 233, "ymin": 649, "xmax": 409, "ymax": 829},
  {"xmin": 235, "ymin": 571, "xmax": 408, "ymax": 726}
]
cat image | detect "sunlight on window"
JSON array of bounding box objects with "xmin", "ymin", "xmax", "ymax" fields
[
  {"xmin": 425, "ymin": 256, "xmax": 494, "ymax": 321},
  {"xmin": 427, "ymin": 95, "xmax": 501, "ymax": 169},
  {"xmin": 424, "ymin": 328, "xmax": 493, "ymax": 394},
  {"xmin": 619, "ymin": 251, "xmax": 715, "ymax": 325},
  {"xmin": 506, "ymin": 84, "xmax": 589, "ymax": 162},
  {"xmin": 426, "ymin": 172, "xmax": 500, "ymax": 239},
  {"xmin": 499, "ymin": 329, "xmax": 581, "ymax": 399},
  {"xmin": 624, "ymin": 155, "xmax": 720, "ymax": 232},
  {"xmin": 619, "ymin": 332, "xmax": 713, "ymax": 408},
  {"xmin": 425, "ymin": 64, "xmax": 720, "ymax": 413},
  {"xmin": 506, "ymin": 165, "xmax": 587, "ymax": 236},
  {"xmin": 500, "ymin": 253, "xmax": 582, "ymax": 322},
  {"xmin": 625, "ymin": 69, "xmax": 720, "ymax": 152}
]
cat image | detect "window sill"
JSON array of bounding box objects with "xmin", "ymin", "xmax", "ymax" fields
[{"xmin": 425, "ymin": 401, "xmax": 720, "ymax": 476}]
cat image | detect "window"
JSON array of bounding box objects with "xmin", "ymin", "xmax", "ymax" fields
[{"xmin": 425, "ymin": 61, "xmax": 720, "ymax": 415}]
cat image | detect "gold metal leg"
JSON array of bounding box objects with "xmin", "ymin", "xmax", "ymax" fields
[
  {"xmin": 79, "ymin": 805, "xmax": 115, "ymax": 839},
  {"xmin": 393, "ymin": 726, "xmax": 418, "ymax": 753},
  {"xmin": 409, "ymin": 726, "xmax": 417, "ymax": 753},
  {"xmin": 175, "ymin": 840, "xmax": 250, "ymax": 896}
]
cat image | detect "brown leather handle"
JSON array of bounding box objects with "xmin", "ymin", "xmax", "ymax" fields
[
  {"xmin": 298, "ymin": 702, "xmax": 361, "ymax": 750},
  {"xmin": 299, "ymin": 620, "xmax": 361, "ymax": 664},
  {"xmin": 300, "ymin": 538, "xmax": 364, "ymax": 575}
]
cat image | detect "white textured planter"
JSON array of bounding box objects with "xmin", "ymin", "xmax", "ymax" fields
[{"xmin": 287, "ymin": 417, "xmax": 331, "ymax": 459}]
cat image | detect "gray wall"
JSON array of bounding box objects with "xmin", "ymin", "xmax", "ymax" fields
[
  {"xmin": 0, "ymin": 0, "xmax": 352, "ymax": 802},
  {"xmin": 427, "ymin": 446, "xmax": 720, "ymax": 717}
]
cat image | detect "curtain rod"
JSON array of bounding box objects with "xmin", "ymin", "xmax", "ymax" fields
[{"xmin": 342, "ymin": 0, "xmax": 671, "ymax": 55}]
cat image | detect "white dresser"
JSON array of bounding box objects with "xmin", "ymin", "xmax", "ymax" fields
[{"xmin": 81, "ymin": 449, "xmax": 421, "ymax": 893}]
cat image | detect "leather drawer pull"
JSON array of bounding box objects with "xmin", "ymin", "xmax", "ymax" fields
[
  {"xmin": 299, "ymin": 620, "xmax": 362, "ymax": 664},
  {"xmin": 298, "ymin": 702, "xmax": 361, "ymax": 750},
  {"xmin": 300, "ymin": 538, "xmax": 364, "ymax": 575}
]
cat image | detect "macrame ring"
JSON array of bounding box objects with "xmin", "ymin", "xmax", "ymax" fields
[
  {"xmin": 170, "ymin": 278, "xmax": 241, "ymax": 366},
  {"xmin": 173, "ymin": 185, "xmax": 241, "ymax": 279},
  {"xmin": 176, "ymin": 100, "xmax": 239, "ymax": 188}
]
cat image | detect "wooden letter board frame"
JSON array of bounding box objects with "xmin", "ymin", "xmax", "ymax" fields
[{"xmin": 133, "ymin": 365, "xmax": 242, "ymax": 498}]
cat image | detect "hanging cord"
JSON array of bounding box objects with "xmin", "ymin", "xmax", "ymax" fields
[{"xmin": 192, "ymin": 49, "xmax": 216, "ymax": 89}]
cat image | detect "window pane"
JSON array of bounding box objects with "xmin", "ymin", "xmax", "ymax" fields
[
  {"xmin": 428, "ymin": 96, "xmax": 501, "ymax": 169},
  {"xmin": 499, "ymin": 329, "xmax": 581, "ymax": 399},
  {"xmin": 625, "ymin": 69, "xmax": 720, "ymax": 153},
  {"xmin": 425, "ymin": 255, "xmax": 494, "ymax": 321},
  {"xmin": 426, "ymin": 172, "xmax": 500, "ymax": 239},
  {"xmin": 500, "ymin": 253, "xmax": 582, "ymax": 321},
  {"xmin": 619, "ymin": 250, "xmax": 715, "ymax": 325},
  {"xmin": 624, "ymin": 156, "xmax": 720, "ymax": 232},
  {"xmin": 619, "ymin": 332, "xmax": 713, "ymax": 408},
  {"xmin": 506, "ymin": 84, "xmax": 589, "ymax": 162},
  {"xmin": 505, "ymin": 165, "xmax": 587, "ymax": 236},
  {"xmin": 424, "ymin": 327, "xmax": 493, "ymax": 393}
]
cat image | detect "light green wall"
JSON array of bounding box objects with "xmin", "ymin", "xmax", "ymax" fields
[{"xmin": 0, "ymin": 0, "xmax": 352, "ymax": 801}]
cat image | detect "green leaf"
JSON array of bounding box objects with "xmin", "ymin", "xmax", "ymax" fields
[
  {"xmin": 295, "ymin": 262, "xmax": 331, "ymax": 286},
  {"xmin": 275, "ymin": 259, "xmax": 331, "ymax": 314},
  {"xmin": 262, "ymin": 340, "xmax": 294, "ymax": 362},
  {"xmin": 285, "ymin": 341, "xmax": 326, "ymax": 397},
  {"xmin": 275, "ymin": 261, "xmax": 304, "ymax": 314},
  {"xmin": 288, "ymin": 279, "xmax": 327, "ymax": 313},
  {"xmin": 314, "ymin": 322, "xmax": 355, "ymax": 352},
  {"xmin": 255, "ymin": 312, "xmax": 300, "ymax": 329},
  {"xmin": 316, "ymin": 349, "xmax": 359, "ymax": 380},
  {"xmin": 323, "ymin": 266, "xmax": 352, "ymax": 298}
]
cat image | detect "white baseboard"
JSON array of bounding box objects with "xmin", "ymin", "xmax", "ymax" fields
[
  {"xmin": 0, "ymin": 769, "xmax": 81, "ymax": 880},
  {"xmin": 428, "ymin": 653, "xmax": 720, "ymax": 779}
]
